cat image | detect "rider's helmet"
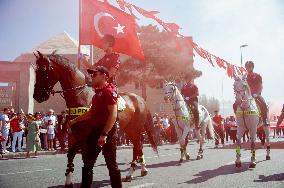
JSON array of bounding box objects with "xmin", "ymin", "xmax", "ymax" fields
[{"xmin": 245, "ymin": 61, "xmax": 254, "ymax": 69}]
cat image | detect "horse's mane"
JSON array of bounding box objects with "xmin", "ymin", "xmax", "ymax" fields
[
  {"xmin": 234, "ymin": 75, "xmax": 252, "ymax": 97},
  {"xmin": 168, "ymin": 82, "xmax": 184, "ymax": 100},
  {"xmin": 47, "ymin": 53, "xmax": 77, "ymax": 72}
]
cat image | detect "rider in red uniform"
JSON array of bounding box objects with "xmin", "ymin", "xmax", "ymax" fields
[
  {"xmin": 85, "ymin": 34, "xmax": 120, "ymax": 84},
  {"xmin": 68, "ymin": 66, "xmax": 121, "ymax": 188},
  {"xmin": 181, "ymin": 75, "xmax": 199, "ymax": 129},
  {"xmin": 233, "ymin": 61, "xmax": 269, "ymax": 126}
]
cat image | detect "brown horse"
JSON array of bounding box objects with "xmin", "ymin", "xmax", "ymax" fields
[{"xmin": 32, "ymin": 51, "xmax": 157, "ymax": 185}]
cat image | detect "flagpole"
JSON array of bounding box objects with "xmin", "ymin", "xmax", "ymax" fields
[
  {"xmin": 78, "ymin": 0, "xmax": 82, "ymax": 70},
  {"xmin": 90, "ymin": 45, "xmax": 94, "ymax": 65}
]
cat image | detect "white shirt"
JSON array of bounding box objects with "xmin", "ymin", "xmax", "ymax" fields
[
  {"xmin": 43, "ymin": 115, "xmax": 57, "ymax": 127},
  {"xmin": 47, "ymin": 124, "xmax": 55, "ymax": 135},
  {"xmin": 161, "ymin": 117, "xmax": 170, "ymax": 129},
  {"xmin": 1, "ymin": 114, "xmax": 10, "ymax": 133}
]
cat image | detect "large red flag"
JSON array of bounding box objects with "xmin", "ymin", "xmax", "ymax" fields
[{"xmin": 80, "ymin": 0, "xmax": 144, "ymax": 60}]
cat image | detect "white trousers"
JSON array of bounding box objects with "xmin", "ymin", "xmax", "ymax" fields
[
  {"xmin": 12, "ymin": 131, "xmax": 23, "ymax": 151},
  {"xmin": 1, "ymin": 130, "xmax": 9, "ymax": 151}
]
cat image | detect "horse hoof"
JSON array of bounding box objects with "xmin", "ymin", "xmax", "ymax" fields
[
  {"xmin": 186, "ymin": 154, "xmax": 190, "ymax": 161},
  {"xmin": 141, "ymin": 170, "xmax": 148, "ymax": 177},
  {"xmin": 179, "ymin": 159, "xmax": 183, "ymax": 163},
  {"xmin": 125, "ymin": 175, "xmax": 133, "ymax": 182},
  {"xmin": 196, "ymin": 155, "xmax": 203, "ymax": 160},
  {"xmin": 266, "ymin": 155, "xmax": 271, "ymax": 160},
  {"xmin": 235, "ymin": 162, "xmax": 241, "ymax": 168},
  {"xmin": 249, "ymin": 162, "xmax": 256, "ymax": 169},
  {"xmin": 64, "ymin": 183, "xmax": 73, "ymax": 188}
]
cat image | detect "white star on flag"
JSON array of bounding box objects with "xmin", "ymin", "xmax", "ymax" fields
[{"xmin": 114, "ymin": 23, "xmax": 125, "ymax": 34}]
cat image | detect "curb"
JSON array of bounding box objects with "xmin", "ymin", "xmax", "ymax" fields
[{"xmin": 0, "ymin": 144, "xmax": 155, "ymax": 160}]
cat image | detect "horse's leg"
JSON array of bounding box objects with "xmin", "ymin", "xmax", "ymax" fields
[
  {"xmin": 263, "ymin": 125, "xmax": 271, "ymax": 160},
  {"xmin": 235, "ymin": 124, "xmax": 246, "ymax": 168},
  {"xmin": 65, "ymin": 141, "xmax": 79, "ymax": 187},
  {"xmin": 184, "ymin": 133, "xmax": 190, "ymax": 161},
  {"xmin": 138, "ymin": 134, "xmax": 148, "ymax": 177},
  {"xmin": 174, "ymin": 123, "xmax": 185, "ymax": 162},
  {"xmin": 125, "ymin": 137, "xmax": 138, "ymax": 181},
  {"xmin": 197, "ymin": 123, "xmax": 206, "ymax": 160},
  {"xmin": 181, "ymin": 125, "xmax": 191, "ymax": 162},
  {"xmin": 249, "ymin": 124, "xmax": 257, "ymax": 168}
]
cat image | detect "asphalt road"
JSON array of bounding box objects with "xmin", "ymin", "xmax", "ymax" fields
[{"xmin": 1, "ymin": 139, "xmax": 284, "ymax": 188}]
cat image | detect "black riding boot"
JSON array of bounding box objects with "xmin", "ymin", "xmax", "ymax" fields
[
  {"xmin": 255, "ymin": 96, "xmax": 269, "ymax": 126},
  {"xmin": 80, "ymin": 167, "xmax": 93, "ymax": 188},
  {"xmin": 192, "ymin": 106, "xmax": 199, "ymax": 129},
  {"xmin": 233, "ymin": 102, "xmax": 238, "ymax": 114}
]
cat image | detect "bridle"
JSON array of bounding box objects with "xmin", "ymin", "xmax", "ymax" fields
[
  {"xmin": 165, "ymin": 83, "xmax": 187, "ymax": 133},
  {"xmin": 35, "ymin": 55, "xmax": 87, "ymax": 99},
  {"xmin": 165, "ymin": 84, "xmax": 184, "ymax": 112}
]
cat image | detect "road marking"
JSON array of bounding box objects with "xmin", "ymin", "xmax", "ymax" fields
[
  {"xmin": 0, "ymin": 168, "xmax": 52, "ymax": 176},
  {"xmin": 128, "ymin": 183, "xmax": 155, "ymax": 188},
  {"xmin": 145, "ymin": 152, "xmax": 179, "ymax": 159},
  {"xmin": 226, "ymin": 153, "xmax": 266, "ymax": 165}
]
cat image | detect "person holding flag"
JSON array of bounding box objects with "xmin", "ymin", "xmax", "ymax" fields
[{"xmin": 83, "ymin": 34, "xmax": 120, "ymax": 85}]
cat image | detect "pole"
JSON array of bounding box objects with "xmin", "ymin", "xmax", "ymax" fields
[
  {"xmin": 221, "ymin": 77, "xmax": 224, "ymax": 116},
  {"xmin": 78, "ymin": 0, "xmax": 82, "ymax": 70},
  {"xmin": 90, "ymin": 45, "xmax": 94, "ymax": 65},
  {"xmin": 240, "ymin": 48, "xmax": 243, "ymax": 67}
]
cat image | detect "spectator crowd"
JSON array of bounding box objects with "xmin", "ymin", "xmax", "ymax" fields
[{"xmin": 1, "ymin": 107, "xmax": 283, "ymax": 158}]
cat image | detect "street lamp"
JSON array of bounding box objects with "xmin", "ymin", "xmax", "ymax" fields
[{"xmin": 240, "ymin": 44, "xmax": 248, "ymax": 67}]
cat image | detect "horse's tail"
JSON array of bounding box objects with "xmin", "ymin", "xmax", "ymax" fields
[
  {"xmin": 144, "ymin": 110, "xmax": 158, "ymax": 154},
  {"xmin": 207, "ymin": 117, "xmax": 215, "ymax": 140},
  {"xmin": 202, "ymin": 106, "xmax": 215, "ymax": 140}
]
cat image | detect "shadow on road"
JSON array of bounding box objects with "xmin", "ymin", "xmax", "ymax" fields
[
  {"xmin": 210, "ymin": 141, "xmax": 284, "ymax": 150},
  {"xmin": 254, "ymin": 173, "xmax": 284, "ymax": 182},
  {"xmin": 182, "ymin": 162, "xmax": 251, "ymax": 184},
  {"xmin": 119, "ymin": 160, "xmax": 192, "ymax": 172},
  {"xmin": 146, "ymin": 160, "xmax": 194, "ymax": 169},
  {"xmin": 96, "ymin": 162, "xmax": 126, "ymax": 167},
  {"xmin": 48, "ymin": 179, "xmax": 110, "ymax": 188}
]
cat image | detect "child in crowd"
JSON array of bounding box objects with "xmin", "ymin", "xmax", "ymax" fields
[{"xmin": 47, "ymin": 120, "xmax": 55, "ymax": 151}]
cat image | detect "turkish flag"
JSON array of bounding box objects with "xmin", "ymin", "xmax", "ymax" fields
[{"xmin": 80, "ymin": 0, "xmax": 144, "ymax": 60}]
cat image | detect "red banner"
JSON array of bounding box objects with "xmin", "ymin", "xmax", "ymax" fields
[{"xmin": 80, "ymin": 0, "xmax": 144, "ymax": 60}]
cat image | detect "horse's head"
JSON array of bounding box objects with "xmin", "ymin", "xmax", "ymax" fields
[
  {"xmin": 33, "ymin": 51, "xmax": 59, "ymax": 103},
  {"xmin": 164, "ymin": 81, "xmax": 177, "ymax": 102},
  {"xmin": 233, "ymin": 74, "xmax": 251, "ymax": 106}
]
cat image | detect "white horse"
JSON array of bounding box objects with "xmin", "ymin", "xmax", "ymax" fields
[
  {"xmin": 164, "ymin": 81, "xmax": 215, "ymax": 162},
  {"xmin": 233, "ymin": 74, "xmax": 271, "ymax": 168}
]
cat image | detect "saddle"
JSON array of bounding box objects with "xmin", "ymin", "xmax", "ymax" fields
[{"xmin": 117, "ymin": 96, "xmax": 126, "ymax": 112}]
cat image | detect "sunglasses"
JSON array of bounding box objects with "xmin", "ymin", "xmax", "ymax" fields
[{"xmin": 91, "ymin": 72, "xmax": 107, "ymax": 78}]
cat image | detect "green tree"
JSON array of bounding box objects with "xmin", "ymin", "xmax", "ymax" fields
[{"xmin": 117, "ymin": 24, "xmax": 201, "ymax": 89}]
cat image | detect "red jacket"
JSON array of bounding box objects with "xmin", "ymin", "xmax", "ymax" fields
[
  {"xmin": 95, "ymin": 53, "xmax": 120, "ymax": 71},
  {"xmin": 246, "ymin": 73, "xmax": 262, "ymax": 95},
  {"xmin": 10, "ymin": 118, "xmax": 22, "ymax": 133}
]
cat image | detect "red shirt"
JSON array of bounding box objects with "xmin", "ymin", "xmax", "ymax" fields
[
  {"xmin": 246, "ymin": 73, "xmax": 262, "ymax": 94},
  {"xmin": 181, "ymin": 83, "xmax": 199, "ymax": 101},
  {"xmin": 213, "ymin": 115, "xmax": 223, "ymax": 126},
  {"xmin": 91, "ymin": 83, "xmax": 118, "ymax": 125},
  {"xmin": 95, "ymin": 53, "xmax": 120, "ymax": 71},
  {"xmin": 10, "ymin": 118, "xmax": 22, "ymax": 132}
]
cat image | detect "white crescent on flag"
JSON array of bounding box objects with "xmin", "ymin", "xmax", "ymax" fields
[{"xmin": 94, "ymin": 12, "xmax": 115, "ymax": 37}]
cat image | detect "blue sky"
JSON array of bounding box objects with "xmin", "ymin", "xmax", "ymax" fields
[{"xmin": 0, "ymin": 0, "xmax": 283, "ymax": 111}]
